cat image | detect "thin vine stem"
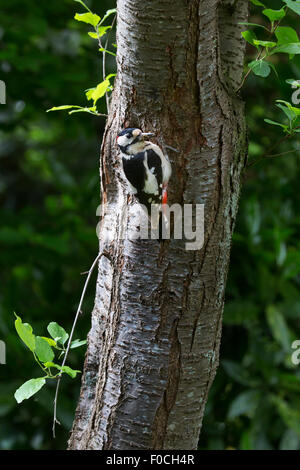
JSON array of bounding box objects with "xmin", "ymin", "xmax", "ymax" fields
[{"xmin": 52, "ymin": 252, "xmax": 102, "ymax": 438}]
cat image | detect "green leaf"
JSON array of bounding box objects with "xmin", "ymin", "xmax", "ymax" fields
[
  {"xmin": 252, "ymin": 39, "xmax": 277, "ymax": 48},
  {"xmin": 74, "ymin": 12, "xmax": 100, "ymax": 28},
  {"xmin": 68, "ymin": 106, "xmax": 98, "ymax": 115},
  {"xmin": 276, "ymin": 103, "xmax": 296, "ymax": 121},
  {"xmin": 43, "ymin": 361, "xmax": 60, "ymax": 370},
  {"xmin": 264, "ymin": 118, "xmax": 287, "ymax": 129},
  {"xmin": 88, "ymin": 26, "xmax": 111, "ymax": 39},
  {"xmin": 86, "ymin": 79, "xmax": 110, "ymax": 104},
  {"xmin": 14, "ymin": 314, "xmax": 36, "ymax": 352},
  {"xmin": 283, "ymin": 0, "xmax": 300, "ymax": 15},
  {"xmin": 40, "ymin": 336, "xmax": 57, "ymax": 348},
  {"xmin": 47, "ymin": 322, "xmax": 69, "ymax": 346},
  {"xmin": 277, "ymin": 99, "xmax": 300, "ymax": 116},
  {"xmin": 241, "ymin": 30, "xmax": 258, "ymax": 47},
  {"xmin": 272, "ymin": 43, "xmax": 300, "ymax": 55},
  {"xmin": 250, "ymin": 0, "xmax": 266, "ymax": 6},
  {"xmin": 266, "ymin": 305, "xmax": 291, "ymax": 351},
  {"xmin": 275, "ymin": 26, "xmax": 299, "ymax": 44},
  {"xmin": 43, "ymin": 362, "xmax": 81, "ymax": 378},
  {"xmin": 272, "ymin": 396, "xmax": 300, "ymax": 438},
  {"xmin": 262, "ymin": 8, "xmax": 286, "ymax": 21},
  {"xmin": 14, "ymin": 378, "xmax": 46, "ymax": 404},
  {"xmin": 35, "ymin": 336, "xmax": 55, "ymax": 363},
  {"xmin": 70, "ymin": 339, "xmax": 87, "ymax": 349},
  {"xmin": 46, "ymin": 105, "xmax": 83, "ymax": 113},
  {"xmin": 228, "ymin": 390, "xmax": 260, "ymax": 420},
  {"xmin": 100, "ymin": 8, "xmax": 116, "ymax": 24},
  {"xmin": 61, "ymin": 366, "xmax": 81, "ymax": 378},
  {"xmin": 248, "ymin": 59, "xmax": 271, "ymax": 77}
]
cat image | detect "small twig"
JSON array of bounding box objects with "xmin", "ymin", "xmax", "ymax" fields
[
  {"xmin": 246, "ymin": 134, "xmax": 291, "ymax": 168},
  {"xmin": 265, "ymin": 148, "xmax": 300, "ymax": 159},
  {"xmin": 52, "ymin": 252, "xmax": 102, "ymax": 438}
]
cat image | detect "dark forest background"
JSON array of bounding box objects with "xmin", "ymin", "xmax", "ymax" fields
[{"xmin": 0, "ymin": 0, "xmax": 300, "ymax": 450}]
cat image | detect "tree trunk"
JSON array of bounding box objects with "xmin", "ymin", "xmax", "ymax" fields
[{"xmin": 68, "ymin": 0, "xmax": 248, "ymax": 450}]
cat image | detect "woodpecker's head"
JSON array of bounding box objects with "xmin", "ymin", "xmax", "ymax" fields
[{"xmin": 117, "ymin": 128, "xmax": 154, "ymax": 154}]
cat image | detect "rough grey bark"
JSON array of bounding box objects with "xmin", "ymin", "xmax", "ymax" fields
[{"xmin": 68, "ymin": 0, "xmax": 248, "ymax": 450}]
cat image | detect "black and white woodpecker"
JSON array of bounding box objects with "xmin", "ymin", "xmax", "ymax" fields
[{"xmin": 116, "ymin": 128, "xmax": 172, "ymax": 220}]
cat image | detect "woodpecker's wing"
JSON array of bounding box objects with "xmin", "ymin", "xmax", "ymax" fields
[
  {"xmin": 122, "ymin": 153, "xmax": 146, "ymax": 195},
  {"xmin": 145, "ymin": 148, "xmax": 163, "ymax": 203}
]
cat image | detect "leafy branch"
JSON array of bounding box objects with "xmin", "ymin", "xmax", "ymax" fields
[
  {"xmin": 240, "ymin": 0, "xmax": 300, "ymax": 166},
  {"xmin": 14, "ymin": 314, "xmax": 85, "ymax": 404},
  {"xmin": 47, "ymin": 0, "xmax": 116, "ymax": 116}
]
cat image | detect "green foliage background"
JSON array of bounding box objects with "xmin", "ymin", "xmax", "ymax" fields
[{"xmin": 0, "ymin": 0, "xmax": 299, "ymax": 450}]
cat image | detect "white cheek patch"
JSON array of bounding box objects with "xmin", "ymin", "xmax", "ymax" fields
[{"xmin": 117, "ymin": 135, "xmax": 129, "ymax": 147}]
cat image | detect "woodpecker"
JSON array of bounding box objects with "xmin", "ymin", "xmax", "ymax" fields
[{"xmin": 117, "ymin": 128, "xmax": 172, "ymax": 220}]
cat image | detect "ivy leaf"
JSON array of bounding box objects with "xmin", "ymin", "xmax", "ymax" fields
[
  {"xmin": 14, "ymin": 314, "xmax": 36, "ymax": 352},
  {"xmin": 35, "ymin": 336, "xmax": 55, "ymax": 363},
  {"xmin": 47, "ymin": 322, "xmax": 69, "ymax": 346},
  {"xmin": 74, "ymin": 12, "xmax": 100, "ymax": 28},
  {"xmin": 283, "ymin": 0, "xmax": 300, "ymax": 15},
  {"xmin": 14, "ymin": 378, "xmax": 46, "ymax": 404},
  {"xmin": 275, "ymin": 26, "xmax": 299, "ymax": 44},
  {"xmin": 262, "ymin": 8, "xmax": 286, "ymax": 21},
  {"xmin": 272, "ymin": 43, "xmax": 300, "ymax": 55},
  {"xmin": 248, "ymin": 59, "xmax": 271, "ymax": 77}
]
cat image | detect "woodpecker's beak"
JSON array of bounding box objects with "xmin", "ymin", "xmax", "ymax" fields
[{"xmin": 141, "ymin": 132, "xmax": 155, "ymax": 137}]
